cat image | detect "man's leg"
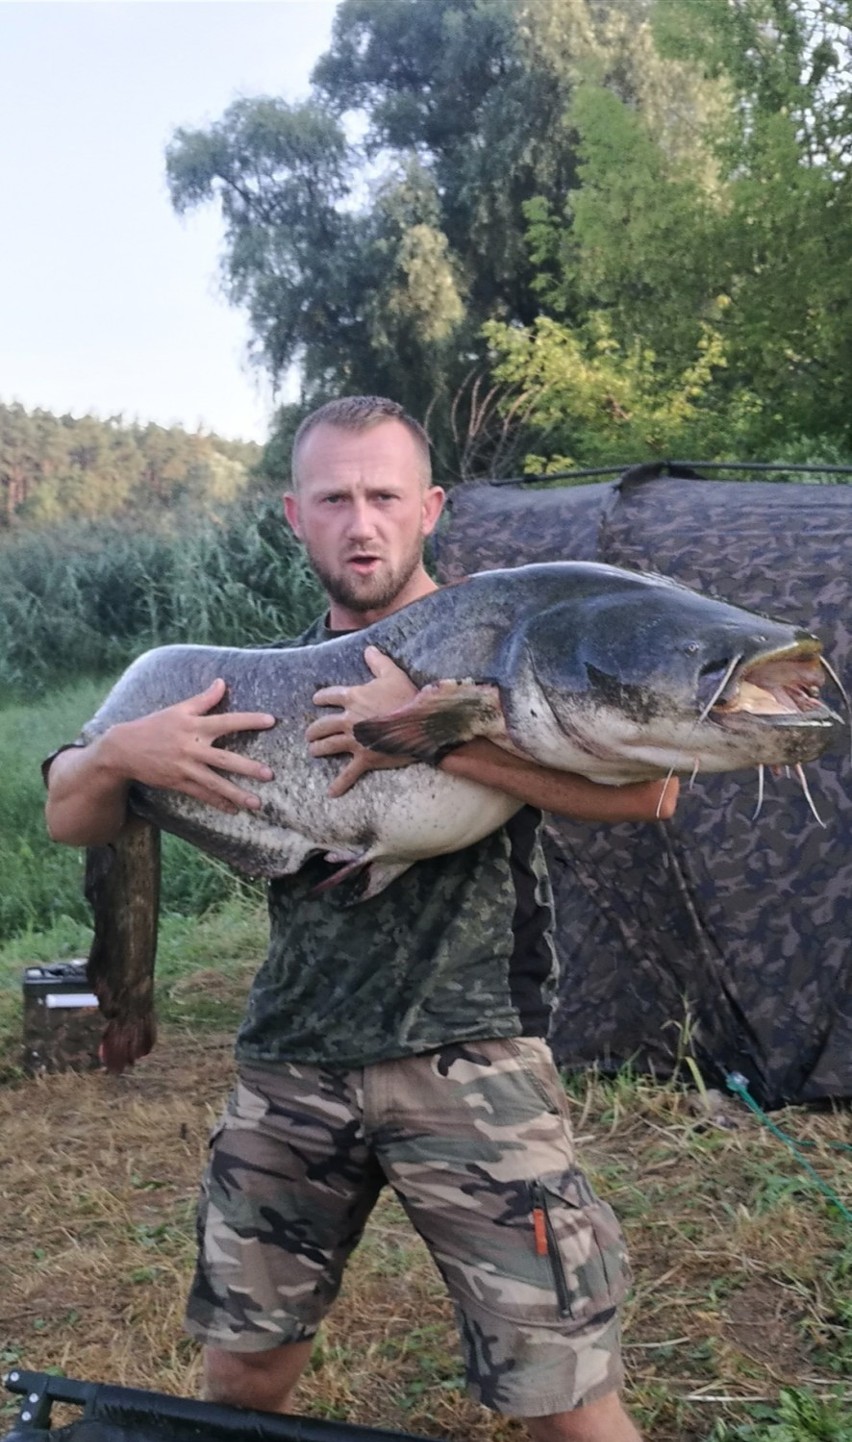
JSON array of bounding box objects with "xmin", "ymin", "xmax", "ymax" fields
[
  {"xmin": 203, "ymin": 1339, "xmax": 314, "ymax": 1413},
  {"xmin": 203, "ymin": 1333, "xmax": 643, "ymax": 1434},
  {"xmin": 185, "ymin": 1062, "xmax": 383, "ymax": 1410},
  {"xmin": 525, "ymin": 1391, "xmax": 643, "ymax": 1442},
  {"xmin": 374, "ymin": 1040, "xmax": 637, "ymax": 1427}
]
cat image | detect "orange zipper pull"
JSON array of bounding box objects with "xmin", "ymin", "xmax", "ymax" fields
[{"xmin": 532, "ymin": 1205, "xmax": 548, "ymax": 1256}]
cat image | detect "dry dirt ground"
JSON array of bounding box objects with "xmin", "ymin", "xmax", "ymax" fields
[{"xmin": 1, "ymin": 1034, "xmax": 850, "ymax": 1442}]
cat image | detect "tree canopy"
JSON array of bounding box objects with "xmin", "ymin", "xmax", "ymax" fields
[
  {"xmin": 166, "ymin": 0, "xmax": 852, "ymax": 476},
  {"xmin": 0, "ymin": 402, "xmax": 260, "ymax": 530},
  {"xmin": 166, "ymin": 0, "xmax": 588, "ymax": 470}
]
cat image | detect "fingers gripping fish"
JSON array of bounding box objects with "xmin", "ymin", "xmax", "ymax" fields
[{"xmin": 73, "ymin": 563, "xmax": 844, "ymax": 1072}]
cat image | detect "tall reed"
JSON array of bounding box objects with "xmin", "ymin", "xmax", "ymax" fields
[{"xmin": 0, "ymin": 496, "xmax": 324, "ymax": 695}]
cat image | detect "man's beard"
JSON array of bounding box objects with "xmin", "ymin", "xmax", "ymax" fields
[{"xmin": 306, "ymin": 542, "xmax": 424, "ymax": 616}]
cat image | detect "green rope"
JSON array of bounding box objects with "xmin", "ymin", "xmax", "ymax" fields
[{"xmin": 725, "ymin": 1072, "xmax": 852, "ymax": 1224}]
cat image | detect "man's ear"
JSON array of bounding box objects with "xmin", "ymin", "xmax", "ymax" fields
[
  {"xmin": 283, "ymin": 491, "xmax": 301, "ymax": 539},
  {"xmin": 422, "ymin": 485, "xmax": 446, "ymax": 537}
]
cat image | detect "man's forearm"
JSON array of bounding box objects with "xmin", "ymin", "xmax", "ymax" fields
[
  {"xmin": 439, "ymin": 739, "xmax": 679, "ymax": 822},
  {"xmin": 44, "ymin": 733, "xmax": 132, "ymax": 847}
]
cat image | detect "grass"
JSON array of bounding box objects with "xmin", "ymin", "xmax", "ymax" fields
[
  {"xmin": 0, "ymin": 677, "xmax": 258, "ymax": 941},
  {"xmin": 0, "ymin": 893, "xmax": 268, "ymax": 1083},
  {"xmin": 0, "ymin": 679, "xmax": 108, "ymax": 940},
  {"xmin": 0, "ymin": 678, "xmax": 268, "ymax": 1082},
  {"xmin": 0, "ymin": 1050, "xmax": 850, "ymax": 1442},
  {"xmin": 708, "ymin": 1389, "xmax": 852, "ymax": 1440}
]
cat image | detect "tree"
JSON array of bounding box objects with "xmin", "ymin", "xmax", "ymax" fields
[
  {"xmin": 312, "ymin": 0, "xmax": 581, "ymax": 329},
  {"xmin": 0, "ymin": 404, "xmax": 37, "ymax": 525},
  {"xmin": 166, "ymin": 0, "xmax": 852, "ymax": 472},
  {"xmin": 487, "ymin": 0, "xmax": 852, "ymax": 463},
  {"xmin": 166, "ymin": 0, "xmax": 592, "ymax": 473},
  {"xmin": 652, "ymin": 0, "xmax": 852, "ymax": 447},
  {"xmin": 0, "ymin": 403, "xmax": 260, "ymax": 530},
  {"xmin": 167, "ymin": 97, "xmax": 356, "ymax": 388}
]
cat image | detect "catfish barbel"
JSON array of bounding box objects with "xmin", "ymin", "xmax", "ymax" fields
[{"xmin": 74, "ymin": 562, "xmax": 844, "ymax": 1072}]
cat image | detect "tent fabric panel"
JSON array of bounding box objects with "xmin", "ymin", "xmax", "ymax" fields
[
  {"xmin": 435, "ymin": 481, "xmax": 608, "ymax": 579},
  {"xmin": 434, "ymin": 472, "xmax": 852, "ymax": 1106}
]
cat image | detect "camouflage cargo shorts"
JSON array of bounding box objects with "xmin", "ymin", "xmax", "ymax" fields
[{"xmin": 185, "ymin": 1037, "xmax": 630, "ymax": 1417}]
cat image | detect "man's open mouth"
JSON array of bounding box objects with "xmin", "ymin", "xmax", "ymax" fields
[{"xmin": 347, "ymin": 554, "xmax": 382, "ymax": 573}]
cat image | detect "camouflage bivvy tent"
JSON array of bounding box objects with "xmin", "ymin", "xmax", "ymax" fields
[{"xmin": 433, "ymin": 464, "xmax": 852, "ymax": 1110}]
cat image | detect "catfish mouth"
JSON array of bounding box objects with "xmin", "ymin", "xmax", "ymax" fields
[{"xmin": 701, "ymin": 642, "xmax": 837, "ymax": 729}]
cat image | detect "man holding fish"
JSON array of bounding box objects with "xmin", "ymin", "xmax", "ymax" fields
[{"xmin": 46, "ymin": 396, "xmax": 679, "ymax": 1442}]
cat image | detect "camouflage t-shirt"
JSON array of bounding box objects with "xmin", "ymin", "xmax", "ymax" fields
[{"xmin": 235, "ymin": 617, "xmax": 559, "ymax": 1069}]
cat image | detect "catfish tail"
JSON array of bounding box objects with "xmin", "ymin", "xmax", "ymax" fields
[{"xmin": 84, "ymin": 817, "xmax": 161, "ymax": 1073}]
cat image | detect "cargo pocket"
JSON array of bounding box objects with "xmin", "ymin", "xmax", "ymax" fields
[
  {"xmin": 506, "ymin": 1037, "xmax": 572, "ymax": 1118},
  {"xmin": 529, "ymin": 1169, "xmax": 630, "ymax": 1325}
]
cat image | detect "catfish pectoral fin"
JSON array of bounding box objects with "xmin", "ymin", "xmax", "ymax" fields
[
  {"xmin": 355, "ymin": 859, "xmax": 412, "ymax": 900},
  {"xmin": 309, "ymin": 855, "xmax": 370, "ymax": 895},
  {"xmin": 353, "ymin": 681, "xmax": 505, "ymax": 761},
  {"xmin": 84, "ymin": 816, "xmax": 161, "ymax": 1073},
  {"xmin": 309, "ymin": 855, "xmax": 413, "ymax": 903}
]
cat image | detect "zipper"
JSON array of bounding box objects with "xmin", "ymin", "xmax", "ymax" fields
[{"xmin": 530, "ymin": 1180, "xmax": 573, "ymax": 1318}]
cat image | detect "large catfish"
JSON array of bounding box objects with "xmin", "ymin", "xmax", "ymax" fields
[{"xmin": 76, "ymin": 562, "xmax": 844, "ymax": 1071}]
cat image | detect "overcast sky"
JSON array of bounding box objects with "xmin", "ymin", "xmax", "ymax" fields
[{"xmin": 0, "ymin": 0, "xmax": 341, "ymax": 442}]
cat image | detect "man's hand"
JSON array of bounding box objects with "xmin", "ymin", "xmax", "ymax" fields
[
  {"xmin": 111, "ymin": 678, "xmax": 277, "ymax": 812},
  {"xmin": 308, "ymin": 645, "xmax": 418, "ymax": 798},
  {"xmin": 45, "ymin": 678, "xmax": 277, "ymax": 847}
]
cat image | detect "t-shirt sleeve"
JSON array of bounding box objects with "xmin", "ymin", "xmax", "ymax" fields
[{"xmin": 41, "ymin": 738, "xmax": 86, "ymax": 788}]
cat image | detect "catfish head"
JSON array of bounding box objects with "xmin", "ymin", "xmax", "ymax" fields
[{"xmin": 497, "ymin": 573, "xmax": 842, "ymax": 783}]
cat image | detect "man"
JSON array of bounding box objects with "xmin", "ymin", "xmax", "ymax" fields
[{"xmin": 45, "ymin": 396, "xmax": 678, "ymax": 1442}]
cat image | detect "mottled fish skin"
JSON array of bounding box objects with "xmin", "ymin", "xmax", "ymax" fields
[
  {"xmin": 85, "ymin": 817, "xmax": 160, "ymax": 1071},
  {"xmin": 78, "ymin": 562, "xmax": 841, "ymax": 1072}
]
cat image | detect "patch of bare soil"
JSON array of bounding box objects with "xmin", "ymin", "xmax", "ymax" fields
[
  {"xmin": 723, "ymin": 1278, "xmax": 808, "ymax": 1375},
  {"xmin": 1, "ymin": 1041, "xmax": 849, "ymax": 1442}
]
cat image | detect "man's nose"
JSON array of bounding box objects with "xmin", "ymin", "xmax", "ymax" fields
[{"xmin": 345, "ymin": 499, "xmax": 376, "ymax": 540}]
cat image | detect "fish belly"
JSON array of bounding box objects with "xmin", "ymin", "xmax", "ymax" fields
[{"xmin": 136, "ymin": 762, "xmax": 520, "ymax": 877}]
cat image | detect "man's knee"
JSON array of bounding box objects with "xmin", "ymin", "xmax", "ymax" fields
[
  {"xmin": 202, "ymin": 1339, "xmax": 313, "ymax": 1414},
  {"xmin": 523, "ymin": 1389, "xmax": 643, "ymax": 1442}
]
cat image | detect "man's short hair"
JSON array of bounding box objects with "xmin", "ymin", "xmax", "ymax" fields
[{"xmin": 291, "ymin": 396, "xmax": 432, "ymax": 488}]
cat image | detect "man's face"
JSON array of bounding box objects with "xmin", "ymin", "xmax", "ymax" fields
[{"xmin": 284, "ymin": 420, "xmax": 445, "ymax": 625}]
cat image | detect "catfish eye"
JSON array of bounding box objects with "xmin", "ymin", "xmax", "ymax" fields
[{"xmin": 684, "ymin": 642, "xmax": 700, "ymax": 656}]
